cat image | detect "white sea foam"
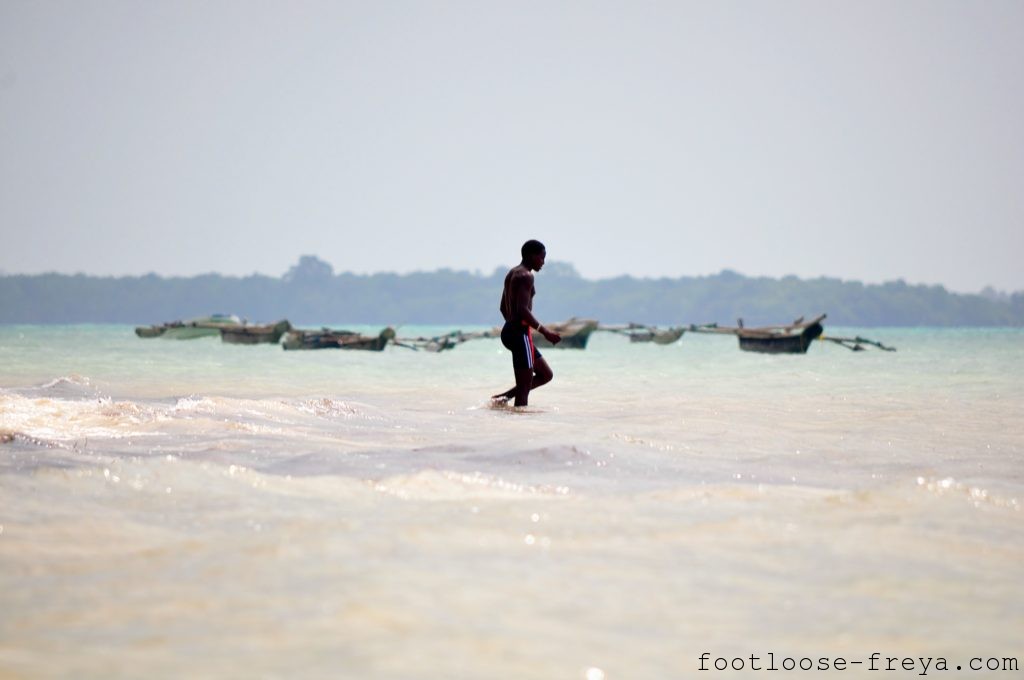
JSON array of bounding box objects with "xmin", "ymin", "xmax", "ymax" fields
[
  {"xmin": 0, "ymin": 393, "xmax": 157, "ymax": 441},
  {"xmin": 373, "ymin": 469, "xmax": 574, "ymax": 500},
  {"xmin": 294, "ymin": 397, "xmax": 365, "ymax": 418},
  {"xmin": 172, "ymin": 395, "xmax": 218, "ymax": 413},
  {"xmin": 39, "ymin": 373, "xmax": 92, "ymax": 390}
]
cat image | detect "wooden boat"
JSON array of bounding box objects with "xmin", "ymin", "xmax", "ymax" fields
[
  {"xmin": 531, "ymin": 318, "xmax": 600, "ymax": 349},
  {"xmin": 336, "ymin": 327, "xmax": 396, "ymax": 351},
  {"xmin": 689, "ymin": 316, "xmax": 895, "ymax": 354},
  {"xmin": 134, "ymin": 326, "xmax": 165, "ymax": 338},
  {"xmin": 134, "ymin": 314, "xmax": 241, "ymax": 339},
  {"xmin": 689, "ymin": 315, "xmax": 826, "ymax": 354},
  {"xmin": 283, "ymin": 327, "xmax": 396, "ymax": 351},
  {"xmin": 283, "ymin": 328, "xmax": 358, "ymax": 350},
  {"xmin": 592, "ymin": 322, "xmax": 686, "ymax": 345},
  {"xmin": 220, "ymin": 319, "xmax": 292, "ymax": 345},
  {"xmin": 652, "ymin": 328, "xmax": 686, "ymax": 345},
  {"xmin": 628, "ymin": 327, "xmax": 685, "ymax": 345},
  {"xmin": 737, "ymin": 316, "xmax": 824, "ymax": 354}
]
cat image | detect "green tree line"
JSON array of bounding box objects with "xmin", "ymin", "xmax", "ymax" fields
[{"xmin": 2, "ymin": 256, "xmax": 1021, "ymax": 326}]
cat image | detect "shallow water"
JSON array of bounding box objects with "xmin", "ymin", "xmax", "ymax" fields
[{"xmin": 1, "ymin": 325, "xmax": 1021, "ymax": 678}]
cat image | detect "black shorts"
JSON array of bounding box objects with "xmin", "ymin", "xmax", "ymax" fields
[{"xmin": 501, "ymin": 321, "xmax": 542, "ymax": 373}]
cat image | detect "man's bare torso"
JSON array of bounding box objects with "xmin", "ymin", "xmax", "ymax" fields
[{"xmin": 500, "ymin": 265, "xmax": 535, "ymax": 323}]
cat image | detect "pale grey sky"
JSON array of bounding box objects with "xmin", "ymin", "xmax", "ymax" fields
[{"xmin": 1, "ymin": 1, "xmax": 1022, "ymax": 292}]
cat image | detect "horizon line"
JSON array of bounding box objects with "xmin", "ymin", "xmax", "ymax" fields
[{"xmin": 0, "ymin": 263, "xmax": 1019, "ymax": 297}]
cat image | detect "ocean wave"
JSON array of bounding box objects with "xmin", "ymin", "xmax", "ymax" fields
[
  {"xmin": 295, "ymin": 397, "xmax": 359, "ymax": 417},
  {"xmin": 0, "ymin": 393, "xmax": 159, "ymax": 442},
  {"xmin": 292, "ymin": 397, "xmax": 385, "ymax": 421},
  {"xmin": 96, "ymin": 397, "xmax": 164, "ymax": 424},
  {"xmin": 227, "ymin": 421, "xmax": 286, "ymax": 435},
  {"xmin": 39, "ymin": 372, "xmax": 92, "ymax": 387},
  {"xmin": 0, "ymin": 429, "xmax": 74, "ymax": 450},
  {"xmin": 636, "ymin": 482, "xmax": 835, "ymax": 504},
  {"xmin": 916, "ymin": 476, "xmax": 1020, "ymax": 511},
  {"xmin": 372, "ymin": 470, "xmax": 573, "ymax": 500},
  {"xmin": 464, "ymin": 444, "xmax": 597, "ymax": 469},
  {"xmin": 172, "ymin": 396, "xmax": 219, "ymax": 413},
  {"xmin": 635, "ymin": 478, "xmax": 1022, "ymax": 515},
  {"xmin": 39, "ymin": 374, "xmax": 92, "ymax": 390},
  {"xmin": 610, "ymin": 432, "xmax": 677, "ymax": 452},
  {"xmin": 11, "ymin": 374, "xmax": 104, "ymax": 400}
]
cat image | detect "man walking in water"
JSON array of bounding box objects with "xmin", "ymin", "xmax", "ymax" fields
[{"xmin": 492, "ymin": 240, "xmax": 561, "ymax": 407}]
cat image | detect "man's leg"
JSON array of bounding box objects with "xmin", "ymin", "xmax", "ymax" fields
[
  {"xmin": 530, "ymin": 356, "xmax": 553, "ymax": 391},
  {"xmin": 492, "ymin": 386, "xmax": 515, "ymax": 401},
  {"xmin": 511, "ymin": 357, "xmax": 553, "ymax": 406},
  {"xmin": 494, "ymin": 329, "xmax": 549, "ymax": 406},
  {"xmin": 493, "ymin": 358, "xmax": 552, "ymax": 403},
  {"xmin": 513, "ymin": 366, "xmax": 533, "ymax": 406}
]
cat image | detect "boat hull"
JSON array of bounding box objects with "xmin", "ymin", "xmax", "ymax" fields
[
  {"xmin": 283, "ymin": 328, "xmax": 394, "ymax": 351},
  {"xmin": 336, "ymin": 337, "xmax": 389, "ymax": 351},
  {"xmin": 629, "ymin": 328, "xmax": 685, "ymax": 345},
  {"xmin": 135, "ymin": 314, "xmax": 242, "ymax": 340},
  {"xmin": 535, "ymin": 331, "xmax": 592, "ymax": 349},
  {"xmin": 532, "ymin": 319, "xmax": 599, "ymax": 350},
  {"xmin": 284, "ymin": 333, "xmax": 342, "ymax": 350},
  {"xmin": 221, "ymin": 320, "xmax": 291, "ymax": 345},
  {"xmin": 163, "ymin": 326, "xmax": 224, "ymax": 340},
  {"xmin": 652, "ymin": 328, "xmax": 685, "ymax": 345},
  {"xmin": 737, "ymin": 322, "xmax": 823, "ymax": 354}
]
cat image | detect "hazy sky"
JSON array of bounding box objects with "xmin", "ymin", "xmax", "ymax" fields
[{"xmin": 1, "ymin": 1, "xmax": 1022, "ymax": 292}]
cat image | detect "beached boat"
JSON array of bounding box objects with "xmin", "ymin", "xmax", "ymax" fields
[
  {"xmin": 531, "ymin": 318, "xmax": 600, "ymax": 349},
  {"xmin": 134, "ymin": 314, "xmax": 242, "ymax": 339},
  {"xmin": 220, "ymin": 320, "xmax": 292, "ymax": 345},
  {"xmin": 283, "ymin": 327, "xmax": 396, "ymax": 351}
]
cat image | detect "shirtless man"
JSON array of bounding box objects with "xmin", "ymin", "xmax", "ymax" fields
[{"xmin": 492, "ymin": 240, "xmax": 561, "ymax": 407}]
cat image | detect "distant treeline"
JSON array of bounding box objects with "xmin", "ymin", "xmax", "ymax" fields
[{"xmin": 2, "ymin": 256, "xmax": 1022, "ymax": 327}]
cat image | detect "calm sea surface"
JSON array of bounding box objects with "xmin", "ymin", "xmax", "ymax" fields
[{"xmin": 1, "ymin": 325, "xmax": 1021, "ymax": 678}]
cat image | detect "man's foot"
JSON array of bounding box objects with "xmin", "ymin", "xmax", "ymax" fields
[{"xmin": 488, "ymin": 395, "xmax": 512, "ymax": 410}]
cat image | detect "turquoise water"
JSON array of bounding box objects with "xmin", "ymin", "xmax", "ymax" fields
[{"xmin": 1, "ymin": 325, "xmax": 1021, "ymax": 678}]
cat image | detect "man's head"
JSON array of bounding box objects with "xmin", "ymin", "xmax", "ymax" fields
[{"xmin": 521, "ymin": 239, "xmax": 546, "ymax": 271}]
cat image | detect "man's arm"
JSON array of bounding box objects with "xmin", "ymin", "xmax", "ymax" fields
[
  {"xmin": 511, "ymin": 272, "xmax": 561, "ymax": 344},
  {"xmin": 499, "ymin": 288, "xmax": 510, "ymax": 321}
]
